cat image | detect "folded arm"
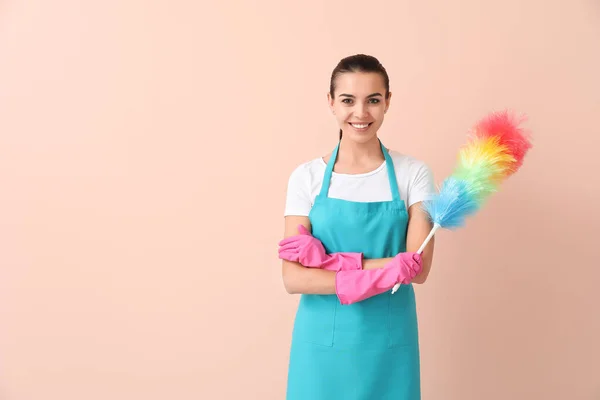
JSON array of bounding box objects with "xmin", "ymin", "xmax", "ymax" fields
[
  {"xmin": 406, "ymin": 201, "xmax": 435, "ymax": 284},
  {"xmin": 281, "ymin": 216, "xmax": 337, "ymax": 294},
  {"xmin": 281, "ymin": 216, "xmax": 404, "ymax": 294}
]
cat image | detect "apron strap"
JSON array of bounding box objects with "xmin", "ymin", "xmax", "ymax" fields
[
  {"xmin": 319, "ymin": 140, "xmax": 401, "ymax": 202},
  {"xmin": 319, "ymin": 141, "xmax": 339, "ymax": 198},
  {"xmin": 381, "ymin": 141, "xmax": 401, "ymax": 202}
]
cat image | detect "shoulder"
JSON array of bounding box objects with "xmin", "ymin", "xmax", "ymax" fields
[
  {"xmin": 284, "ymin": 157, "xmax": 324, "ymax": 216},
  {"xmin": 387, "ymin": 149, "xmax": 435, "ymax": 206},
  {"xmin": 387, "ymin": 149, "xmax": 432, "ymax": 179},
  {"xmin": 286, "ymin": 157, "xmax": 325, "ymax": 186}
]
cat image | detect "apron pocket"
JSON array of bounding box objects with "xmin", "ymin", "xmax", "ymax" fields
[
  {"xmin": 292, "ymin": 294, "xmax": 336, "ymax": 347},
  {"xmin": 388, "ymin": 285, "xmax": 419, "ymax": 348}
]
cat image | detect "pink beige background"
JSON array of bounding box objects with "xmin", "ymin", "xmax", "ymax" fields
[{"xmin": 1, "ymin": 1, "xmax": 599, "ymax": 399}]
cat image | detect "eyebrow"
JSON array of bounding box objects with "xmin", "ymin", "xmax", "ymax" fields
[{"xmin": 339, "ymin": 93, "xmax": 383, "ymax": 98}]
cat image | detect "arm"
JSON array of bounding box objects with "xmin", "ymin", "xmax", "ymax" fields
[
  {"xmin": 406, "ymin": 201, "xmax": 435, "ymax": 284},
  {"xmin": 362, "ymin": 258, "xmax": 393, "ymax": 270},
  {"xmin": 281, "ymin": 164, "xmax": 338, "ymax": 295},
  {"xmin": 281, "ymin": 215, "xmax": 337, "ymax": 294},
  {"xmin": 281, "ymin": 215, "xmax": 403, "ymax": 293}
]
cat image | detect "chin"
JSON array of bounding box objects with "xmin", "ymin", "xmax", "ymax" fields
[
  {"xmin": 343, "ymin": 129, "xmax": 379, "ymax": 144},
  {"xmin": 351, "ymin": 134, "xmax": 377, "ymax": 144}
]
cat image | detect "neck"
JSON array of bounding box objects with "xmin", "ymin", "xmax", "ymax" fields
[{"xmin": 337, "ymin": 136, "xmax": 384, "ymax": 165}]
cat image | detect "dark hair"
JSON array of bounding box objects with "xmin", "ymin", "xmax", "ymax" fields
[{"xmin": 329, "ymin": 54, "xmax": 390, "ymax": 139}]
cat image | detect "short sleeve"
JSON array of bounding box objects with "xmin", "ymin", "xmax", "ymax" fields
[
  {"xmin": 407, "ymin": 162, "xmax": 435, "ymax": 208},
  {"xmin": 283, "ymin": 164, "xmax": 312, "ymax": 217}
]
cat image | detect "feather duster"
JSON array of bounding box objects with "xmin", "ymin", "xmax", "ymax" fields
[{"xmin": 391, "ymin": 110, "xmax": 532, "ymax": 294}]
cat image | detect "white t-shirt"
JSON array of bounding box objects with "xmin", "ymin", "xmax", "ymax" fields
[{"xmin": 284, "ymin": 150, "xmax": 436, "ymax": 216}]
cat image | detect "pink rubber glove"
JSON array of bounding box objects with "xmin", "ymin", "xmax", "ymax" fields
[
  {"xmin": 335, "ymin": 252, "xmax": 422, "ymax": 305},
  {"xmin": 278, "ymin": 225, "xmax": 363, "ymax": 272}
]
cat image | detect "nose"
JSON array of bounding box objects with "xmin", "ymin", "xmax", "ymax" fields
[{"xmin": 354, "ymin": 102, "xmax": 368, "ymax": 119}]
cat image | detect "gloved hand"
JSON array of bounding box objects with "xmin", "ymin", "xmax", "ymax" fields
[
  {"xmin": 335, "ymin": 252, "xmax": 422, "ymax": 305},
  {"xmin": 278, "ymin": 225, "xmax": 363, "ymax": 272}
]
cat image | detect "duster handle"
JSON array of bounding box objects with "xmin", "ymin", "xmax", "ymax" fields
[
  {"xmin": 391, "ymin": 223, "xmax": 441, "ymax": 294},
  {"xmin": 417, "ymin": 223, "xmax": 441, "ymax": 254}
]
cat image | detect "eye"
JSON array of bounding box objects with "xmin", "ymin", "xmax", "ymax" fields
[
  {"xmin": 369, "ymin": 98, "xmax": 380, "ymax": 103},
  {"xmin": 341, "ymin": 99, "xmax": 353, "ymax": 104}
]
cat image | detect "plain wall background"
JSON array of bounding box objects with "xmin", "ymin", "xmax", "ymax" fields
[{"xmin": 1, "ymin": 1, "xmax": 599, "ymax": 399}]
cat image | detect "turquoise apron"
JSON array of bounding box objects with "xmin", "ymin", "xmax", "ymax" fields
[{"xmin": 286, "ymin": 140, "xmax": 421, "ymax": 400}]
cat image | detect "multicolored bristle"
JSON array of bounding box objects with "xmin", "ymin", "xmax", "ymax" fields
[
  {"xmin": 471, "ymin": 110, "xmax": 532, "ymax": 171},
  {"xmin": 454, "ymin": 135, "xmax": 515, "ymax": 203},
  {"xmin": 423, "ymin": 110, "xmax": 532, "ymax": 229},
  {"xmin": 423, "ymin": 177, "xmax": 480, "ymax": 229},
  {"xmin": 395, "ymin": 110, "xmax": 532, "ymax": 294}
]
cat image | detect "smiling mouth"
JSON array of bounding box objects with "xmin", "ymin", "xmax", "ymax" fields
[{"xmin": 349, "ymin": 122, "xmax": 373, "ymax": 129}]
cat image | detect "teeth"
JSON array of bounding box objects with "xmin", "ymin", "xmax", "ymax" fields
[{"xmin": 351, "ymin": 123, "xmax": 369, "ymax": 129}]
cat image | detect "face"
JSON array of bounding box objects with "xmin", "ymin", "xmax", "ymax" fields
[{"xmin": 328, "ymin": 71, "xmax": 391, "ymax": 144}]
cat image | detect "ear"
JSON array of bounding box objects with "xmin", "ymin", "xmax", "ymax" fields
[
  {"xmin": 327, "ymin": 92, "xmax": 335, "ymax": 112},
  {"xmin": 385, "ymin": 91, "xmax": 392, "ymax": 113}
]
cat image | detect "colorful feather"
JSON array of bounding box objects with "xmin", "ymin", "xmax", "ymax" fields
[
  {"xmin": 429, "ymin": 110, "xmax": 531, "ymax": 227},
  {"xmin": 454, "ymin": 135, "xmax": 515, "ymax": 203},
  {"xmin": 471, "ymin": 110, "xmax": 532, "ymax": 172},
  {"xmin": 391, "ymin": 110, "xmax": 532, "ymax": 294},
  {"xmin": 423, "ymin": 177, "xmax": 480, "ymax": 229}
]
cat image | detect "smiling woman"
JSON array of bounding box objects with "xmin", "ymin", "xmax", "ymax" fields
[
  {"xmin": 328, "ymin": 55, "xmax": 391, "ymax": 141},
  {"xmin": 277, "ymin": 54, "xmax": 436, "ymax": 400}
]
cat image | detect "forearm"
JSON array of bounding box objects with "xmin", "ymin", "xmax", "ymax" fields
[
  {"xmin": 405, "ymin": 202, "xmax": 436, "ymax": 284},
  {"xmin": 408, "ymin": 232, "xmax": 434, "ymax": 284},
  {"xmin": 282, "ymin": 261, "xmax": 337, "ymax": 294},
  {"xmin": 281, "ymin": 254, "xmax": 413, "ymax": 294},
  {"xmin": 362, "ymin": 257, "xmax": 394, "ymax": 270},
  {"xmin": 282, "ymin": 255, "xmax": 391, "ymax": 294}
]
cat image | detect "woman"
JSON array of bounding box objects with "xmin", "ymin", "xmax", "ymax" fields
[{"xmin": 279, "ymin": 54, "xmax": 436, "ymax": 400}]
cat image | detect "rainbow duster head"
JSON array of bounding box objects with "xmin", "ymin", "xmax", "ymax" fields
[
  {"xmin": 471, "ymin": 110, "xmax": 532, "ymax": 172},
  {"xmin": 394, "ymin": 111, "xmax": 532, "ymax": 294},
  {"xmin": 453, "ymin": 135, "xmax": 516, "ymax": 203},
  {"xmin": 423, "ymin": 177, "xmax": 480, "ymax": 229},
  {"xmin": 423, "ymin": 110, "xmax": 532, "ymax": 230}
]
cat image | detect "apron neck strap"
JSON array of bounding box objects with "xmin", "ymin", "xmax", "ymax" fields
[
  {"xmin": 319, "ymin": 139, "xmax": 401, "ymax": 201},
  {"xmin": 382, "ymin": 142, "xmax": 401, "ymax": 202},
  {"xmin": 319, "ymin": 141, "xmax": 339, "ymax": 197}
]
